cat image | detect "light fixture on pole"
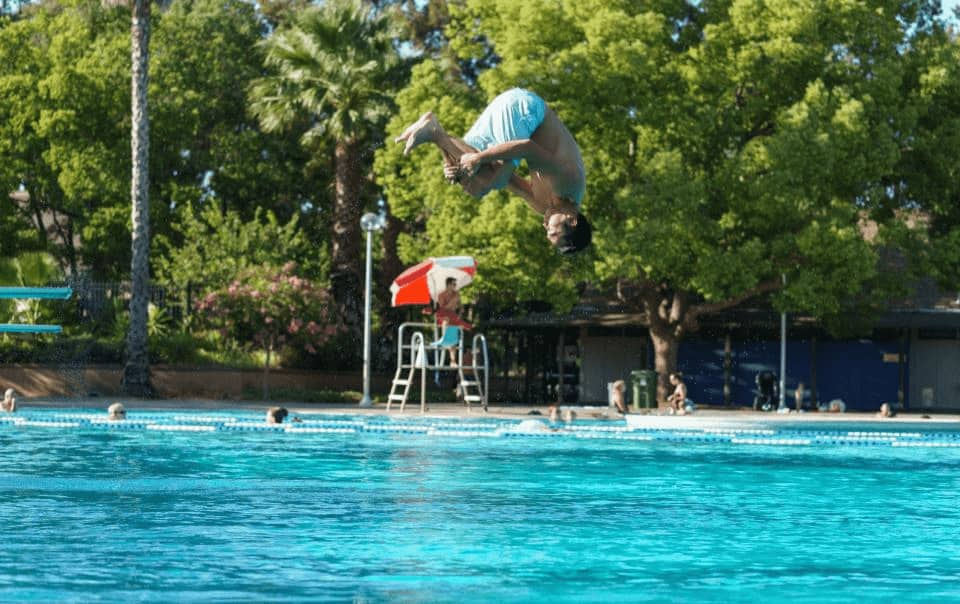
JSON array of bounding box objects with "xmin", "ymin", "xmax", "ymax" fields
[
  {"xmin": 359, "ymin": 209, "xmax": 387, "ymax": 408},
  {"xmin": 779, "ymin": 273, "xmax": 787, "ymax": 409}
]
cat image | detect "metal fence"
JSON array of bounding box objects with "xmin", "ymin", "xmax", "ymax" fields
[{"xmin": 62, "ymin": 277, "xmax": 181, "ymax": 323}]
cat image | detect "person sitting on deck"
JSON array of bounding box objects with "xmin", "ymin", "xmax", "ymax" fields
[
  {"xmin": 877, "ymin": 402, "xmax": 896, "ymax": 418},
  {"xmin": 611, "ymin": 380, "xmax": 627, "ymax": 415},
  {"xmin": 666, "ymin": 373, "xmax": 689, "ymax": 414}
]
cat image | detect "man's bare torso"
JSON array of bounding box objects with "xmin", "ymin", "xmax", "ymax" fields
[{"xmin": 529, "ymin": 108, "xmax": 586, "ymax": 207}]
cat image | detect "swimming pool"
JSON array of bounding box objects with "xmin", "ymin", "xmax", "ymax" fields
[{"xmin": 2, "ymin": 409, "xmax": 960, "ymax": 602}]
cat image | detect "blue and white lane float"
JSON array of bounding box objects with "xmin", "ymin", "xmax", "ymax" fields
[{"xmin": 4, "ymin": 411, "xmax": 960, "ymax": 447}]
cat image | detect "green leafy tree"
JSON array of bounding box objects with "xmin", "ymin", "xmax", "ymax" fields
[
  {"xmin": 384, "ymin": 0, "xmax": 945, "ymax": 404},
  {"xmin": 894, "ymin": 25, "xmax": 960, "ymax": 294},
  {"xmin": 155, "ymin": 201, "xmax": 325, "ymax": 320},
  {"xmin": 0, "ymin": 0, "xmax": 301, "ymax": 280},
  {"xmin": 1, "ymin": 0, "xmax": 325, "ymax": 363},
  {"xmin": 249, "ymin": 0, "xmax": 401, "ymax": 341},
  {"xmin": 195, "ymin": 262, "xmax": 341, "ymax": 398},
  {"xmin": 0, "ymin": 1, "xmax": 129, "ymax": 274},
  {"xmin": 149, "ymin": 0, "xmax": 323, "ymax": 225}
]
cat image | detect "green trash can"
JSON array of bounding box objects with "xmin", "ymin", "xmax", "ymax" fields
[{"xmin": 630, "ymin": 369, "xmax": 658, "ymax": 410}]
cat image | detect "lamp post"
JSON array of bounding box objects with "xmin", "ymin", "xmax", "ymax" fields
[
  {"xmin": 359, "ymin": 210, "xmax": 386, "ymax": 407},
  {"xmin": 779, "ymin": 273, "xmax": 787, "ymax": 409}
]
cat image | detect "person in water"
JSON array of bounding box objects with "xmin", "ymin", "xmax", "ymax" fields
[
  {"xmin": 395, "ymin": 88, "xmax": 592, "ymax": 254},
  {"xmin": 266, "ymin": 406, "xmax": 289, "ymax": 424},
  {"xmin": 2, "ymin": 388, "xmax": 16, "ymax": 413},
  {"xmin": 107, "ymin": 402, "xmax": 126, "ymax": 421}
]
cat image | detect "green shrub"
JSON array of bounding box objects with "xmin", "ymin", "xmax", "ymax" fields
[{"xmin": 149, "ymin": 330, "xmax": 200, "ymax": 364}]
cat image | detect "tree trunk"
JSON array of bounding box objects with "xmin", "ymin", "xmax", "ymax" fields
[
  {"xmin": 330, "ymin": 139, "xmax": 363, "ymax": 344},
  {"xmin": 121, "ymin": 0, "xmax": 154, "ymax": 398},
  {"xmin": 648, "ymin": 322, "xmax": 680, "ymax": 407}
]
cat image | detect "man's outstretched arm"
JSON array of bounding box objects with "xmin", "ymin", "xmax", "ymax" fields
[{"xmin": 459, "ymin": 138, "xmax": 578, "ymax": 185}]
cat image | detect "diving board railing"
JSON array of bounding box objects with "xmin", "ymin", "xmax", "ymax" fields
[{"xmin": 0, "ymin": 286, "xmax": 72, "ymax": 334}]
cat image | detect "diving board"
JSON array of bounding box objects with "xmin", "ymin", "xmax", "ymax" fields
[
  {"xmin": 0, "ymin": 324, "xmax": 63, "ymax": 334},
  {"xmin": 0, "ymin": 286, "xmax": 73, "ymax": 300},
  {"xmin": 0, "ymin": 286, "xmax": 72, "ymax": 333}
]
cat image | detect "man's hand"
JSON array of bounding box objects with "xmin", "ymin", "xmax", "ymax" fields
[
  {"xmin": 443, "ymin": 162, "xmax": 464, "ymax": 183},
  {"xmin": 459, "ymin": 152, "xmax": 482, "ymax": 177}
]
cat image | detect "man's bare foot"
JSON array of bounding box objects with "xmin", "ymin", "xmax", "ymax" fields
[{"xmin": 394, "ymin": 111, "xmax": 440, "ymax": 155}]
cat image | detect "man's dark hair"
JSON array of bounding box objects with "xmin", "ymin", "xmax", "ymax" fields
[
  {"xmin": 554, "ymin": 213, "xmax": 592, "ymax": 255},
  {"xmin": 445, "ymin": 277, "xmax": 457, "ymax": 286}
]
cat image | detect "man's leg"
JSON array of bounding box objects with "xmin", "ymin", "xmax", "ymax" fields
[
  {"xmin": 395, "ymin": 111, "xmax": 473, "ymax": 161},
  {"xmin": 395, "ymin": 112, "xmax": 515, "ymax": 197}
]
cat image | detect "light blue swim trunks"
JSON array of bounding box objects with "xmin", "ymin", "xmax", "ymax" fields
[{"xmin": 464, "ymin": 88, "xmax": 547, "ymax": 168}]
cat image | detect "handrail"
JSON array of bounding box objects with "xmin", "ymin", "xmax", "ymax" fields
[
  {"xmin": 409, "ymin": 331, "xmax": 427, "ymax": 414},
  {"xmin": 397, "ymin": 322, "xmax": 437, "ymax": 356},
  {"xmin": 471, "ymin": 333, "xmax": 489, "ymax": 411},
  {"xmin": 409, "ymin": 331, "xmax": 425, "ymax": 369}
]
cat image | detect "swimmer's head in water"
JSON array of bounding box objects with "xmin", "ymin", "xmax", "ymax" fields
[
  {"xmin": 266, "ymin": 406, "xmax": 289, "ymax": 424},
  {"xmin": 545, "ymin": 210, "xmax": 592, "ymax": 255}
]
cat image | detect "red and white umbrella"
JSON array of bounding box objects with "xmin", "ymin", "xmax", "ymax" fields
[{"xmin": 390, "ymin": 256, "xmax": 477, "ymax": 307}]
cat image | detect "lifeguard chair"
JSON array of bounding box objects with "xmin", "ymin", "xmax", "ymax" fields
[
  {"xmin": 388, "ymin": 256, "xmax": 488, "ymax": 414},
  {"xmin": 386, "ymin": 321, "xmax": 489, "ymax": 414}
]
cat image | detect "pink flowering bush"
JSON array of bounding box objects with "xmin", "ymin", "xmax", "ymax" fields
[{"xmin": 195, "ymin": 262, "xmax": 341, "ymax": 394}]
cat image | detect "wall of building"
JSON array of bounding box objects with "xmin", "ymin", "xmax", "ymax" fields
[
  {"xmin": 578, "ymin": 335, "xmax": 647, "ymax": 404},
  {"xmin": 909, "ymin": 332, "xmax": 960, "ymax": 410},
  {"xmin": 676, "ymin": 336, "xmax": 905, "ymax": 411}
]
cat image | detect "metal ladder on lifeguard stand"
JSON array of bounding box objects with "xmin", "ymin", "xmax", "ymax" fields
[
  {"xmin": 386, "ymin": 322, "xmax": 488, "ymax": 414},
  {"xmin": 456, "ymin": 332, "xmax": 488, "ymax": 412},
  {"xmin": 386, "ymin": 329, "xmax": 427, "ymax": 413}
]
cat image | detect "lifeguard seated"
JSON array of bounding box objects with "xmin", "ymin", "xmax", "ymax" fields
[
  {"xmin": 435, "ymin": 277, "xmax": 472, "ymax": 366},
  {"xmin": 436, "ymin": 277, "xmax": 472, "ymax": 330}
]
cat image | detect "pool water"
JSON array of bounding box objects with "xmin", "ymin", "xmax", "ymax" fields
[{"xmin": 2, "ymin": 409, "xmax": 960, "ymax": 602}]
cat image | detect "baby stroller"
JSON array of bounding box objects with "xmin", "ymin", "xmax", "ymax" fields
[{"xmin": 753, "ymin": 371, "xmax": 778, "ymax": 412}]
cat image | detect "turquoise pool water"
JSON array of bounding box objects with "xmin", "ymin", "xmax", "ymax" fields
[{"xmin": 2, "ymin": 410, "xmax": 960, "ymax": 603}]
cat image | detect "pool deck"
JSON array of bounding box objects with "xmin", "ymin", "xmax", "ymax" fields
[{"xmin": 15, "ymin": 397, "xmax": 960, "ymax": 426}]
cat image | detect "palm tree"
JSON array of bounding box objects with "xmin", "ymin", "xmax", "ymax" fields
[
  {"xmin": 249, "ymin": 0, "xmax": 398, "ymax": 339},
  {"xmin": 105, "ymin": 0, "xmax": 154, "ymax": 396}
]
